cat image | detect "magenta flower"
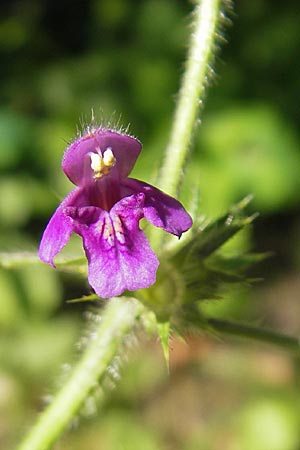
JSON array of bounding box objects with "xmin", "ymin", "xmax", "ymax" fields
[{"xmin": 39, "ymin": 128, "xmax": 192, "ymax": 298}]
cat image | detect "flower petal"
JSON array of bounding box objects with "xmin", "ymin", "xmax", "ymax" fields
[
  {"xmin": 73, "ymin": 194, "xmax": 159, "ymax": 298},
  {"xmin": 123, "ymin": 178, "xmax": 193, "ymax": 237},
  {"xmin": 38, "ymin": 189, "xmax": 80, "ymax": 266},
  {"xmin": 62, "ymin": 129, "xmax": 142, "ymax": 186}
]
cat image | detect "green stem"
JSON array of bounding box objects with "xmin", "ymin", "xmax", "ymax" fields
[
  {"xmin": 158, "ymin": 0, "xmax": 222, "ymax": 197},
  {"xmin": 207, "ymin": 318, "xmax": 300, "ymax": 353},
  {"xmin": 17, "ymin": 298, "xmax": 144, "ymax": 450}
]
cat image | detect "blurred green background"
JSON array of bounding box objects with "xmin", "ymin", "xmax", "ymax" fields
[{"xmin": 1, "ymin": 0, "xmax": 300, "ymax": 449}]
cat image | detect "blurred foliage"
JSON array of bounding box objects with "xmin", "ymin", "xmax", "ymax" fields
[{"xmin": 0, "ymin": 0, "xmax": 300, "ymax": 449}]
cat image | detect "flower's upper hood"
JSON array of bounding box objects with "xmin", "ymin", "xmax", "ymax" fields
[{"xmin": 62, "ymin": 129, "xmax": 142, "ymax": 186}]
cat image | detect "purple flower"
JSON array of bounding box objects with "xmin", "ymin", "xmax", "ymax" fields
[{"xmin": 39, "ymin": 128, "xmax": 192, "ymax": 298}]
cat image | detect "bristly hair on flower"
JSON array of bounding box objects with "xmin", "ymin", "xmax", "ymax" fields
[{"xmin": 39, "ymin": 127, "xmax": 193, "ymax": 298}]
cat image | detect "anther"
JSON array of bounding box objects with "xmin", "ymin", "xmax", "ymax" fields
[
  {"xmin": 90, "ymin": 152, "xmax": 103, "ymax": 179},
  {"xmin": 90, "ymin": 148, "xmax": 116, "ymax": 179},
  {"xmin": 103, "ymin": 148, "xmax": 116, "ymax": 168}
]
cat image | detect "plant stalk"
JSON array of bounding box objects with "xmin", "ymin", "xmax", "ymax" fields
[
  {"xmin": 158, "ymin": 0, "xmax": 222, "ymax": 197},
  {"xmin": 17, "ymin": 298, "xmax": 144, "ymax": 450}
]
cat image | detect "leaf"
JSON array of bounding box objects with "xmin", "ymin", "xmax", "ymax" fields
[
  {"xmin": 156, "ymin": 320, "xmax": 170, "ymax": 372},
  {"xmin": 176, "ymin": 195, "xmax": 257, "ymax": 263},
  {"xmin": 0, "ymin": 251, "xmax": 86, "ymax": 273},
  {"xmin": 207, "ymin": 252, "xmax": 272, "ymax": 274},
  {"xmin": 0, "ymin": 251, "xmax": 40, "ymax": 268},
  {"xmin": 67, "ymin": 294, "xmax": 100, "ymax": 303}
]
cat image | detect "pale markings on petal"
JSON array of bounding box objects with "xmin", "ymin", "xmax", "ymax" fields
[
  {"xmin": 102, "ymin": 218, "xmax": 115, "ymax": 247},
  {"xmin": 113, "ymin": 216, "xmax": 126, "ymax": 245}
]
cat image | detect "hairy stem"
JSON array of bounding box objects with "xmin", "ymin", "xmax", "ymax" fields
[
  {"xmin": 158, "ymin": 0, "xmax": 223, "ymax": 197},
  {"xmin": 17, "ymin": 298, "xmax": 144, "ymax": 450},
  {"xmin": 207, "ymin": 318, "xmax": 300, "ymax": 353}
]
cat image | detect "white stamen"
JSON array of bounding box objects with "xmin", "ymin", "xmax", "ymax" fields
[
  {"xmin": 103, "ymin": 148, "xmax": 116, "ymax": 168},
  {"xmin": 90, "ymin": 148, "xmax": 116, "ymax": 179},
  {"xmin": 90, "ymin": 152, "xmax": 102, "ymax": 173}
]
